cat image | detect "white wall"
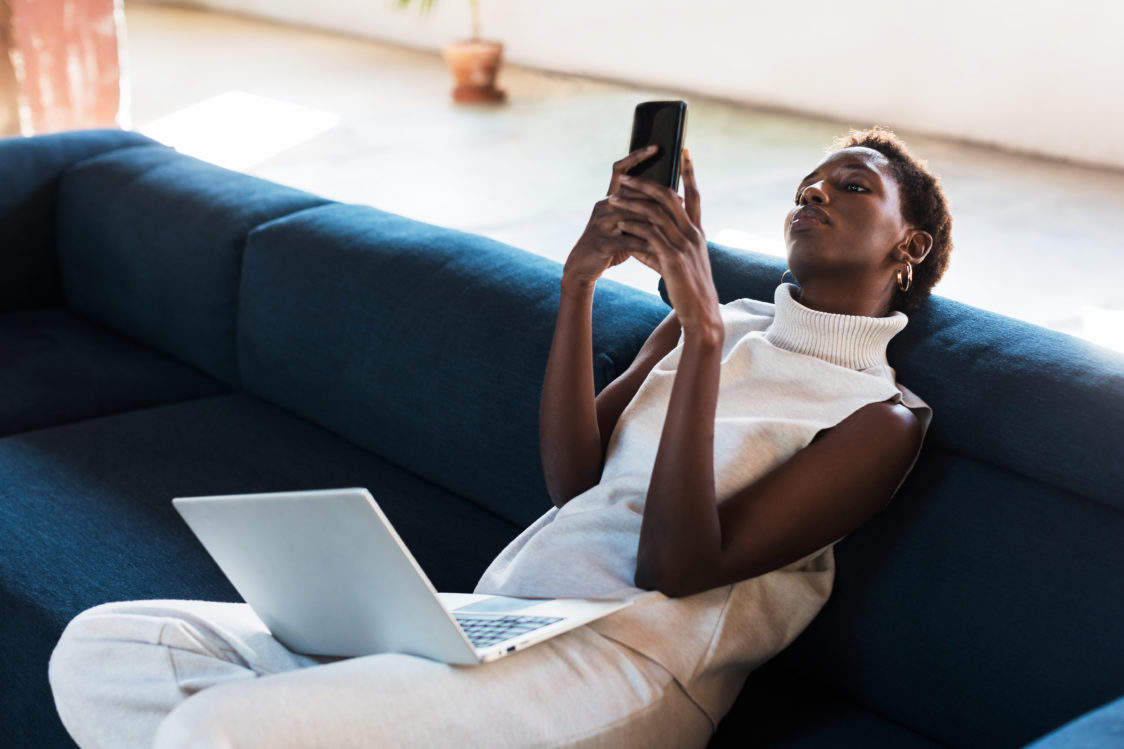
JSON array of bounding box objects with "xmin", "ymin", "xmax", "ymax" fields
[{"xmin": 149, "ymin": 0, "xmax": 1124, "ymax": 170}]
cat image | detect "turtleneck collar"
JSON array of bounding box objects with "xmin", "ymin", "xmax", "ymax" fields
[{"xmin": 763, "ymin": 283, "xmax": 908, "ymax": 370}]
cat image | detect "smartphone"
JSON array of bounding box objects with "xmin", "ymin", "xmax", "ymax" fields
[{"xmin": 626, "ymin": 100, "xmax": 688, "ymax": 190}]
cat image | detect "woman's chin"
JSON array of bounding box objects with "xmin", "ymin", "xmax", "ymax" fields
[
  {"xmin": 784, "ymin": 237, "xmax": 825, "ymax": 270},
  {"xmin": 783, "ymin": 229, "xmax": 824, "ymax": 255}
]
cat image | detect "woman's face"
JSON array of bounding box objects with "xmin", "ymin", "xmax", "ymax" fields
[{"xmin": 783, "ymin": 146, "xmax": 909, "ymax": 282}]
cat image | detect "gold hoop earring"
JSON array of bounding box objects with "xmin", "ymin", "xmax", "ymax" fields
[
  {"xmin": 897, "ymin": 262, "xmax": 913, "ymax": 292},
  {"xmin": 781, "ymin": 269, "xmax": 797, "ymax": 285}
]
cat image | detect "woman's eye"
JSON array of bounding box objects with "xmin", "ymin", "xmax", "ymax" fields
[{"xmin": 845, "ymin": 183, "xmax": 868, "ymax": 193}]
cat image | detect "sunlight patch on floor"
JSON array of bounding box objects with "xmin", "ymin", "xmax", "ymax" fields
[{"xmin": 138, "ymin": 91, "xmax": 340, "ymax": 171}]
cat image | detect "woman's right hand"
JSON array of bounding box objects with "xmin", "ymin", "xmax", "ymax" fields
[{"xmin": 561, "ymin": 145, "xmax": 659, "ymax": 289}]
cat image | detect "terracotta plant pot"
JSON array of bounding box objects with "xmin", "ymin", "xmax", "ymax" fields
[{"xmin": 442, "ymin": 39, "xmax": 505, "ymax": 104}]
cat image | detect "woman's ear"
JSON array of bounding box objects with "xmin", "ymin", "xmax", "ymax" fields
[{"xmin": 901, "ymin": 230, "xmax": 933, "ymax": 266}]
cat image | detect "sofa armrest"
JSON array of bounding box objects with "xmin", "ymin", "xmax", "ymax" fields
[
  {"xmin": 0, "ymin": 129, "xmax": 159, "ymax": 312},
  {"xmin": 1023, "ymin": 695, "xmax": 1124, "ymax": 748}
]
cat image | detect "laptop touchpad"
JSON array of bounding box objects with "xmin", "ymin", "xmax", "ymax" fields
[{"xmin": 454, "ymin": 596, "xmax": 541, "ymax": 614}]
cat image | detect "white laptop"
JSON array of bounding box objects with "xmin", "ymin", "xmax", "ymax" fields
[{"xmin": 172, "ymin": 488, "xmax": 631, "ymax": 665}]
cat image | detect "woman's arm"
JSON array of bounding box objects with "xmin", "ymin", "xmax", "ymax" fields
[
  {"xmin": 540, "ymin": 145, "xmax": 676, "ymax": 508},
  {"xmin": 606, "ymin": 153, "xmax": 729, "ymax": 593},
  {"xmin": 539, "ymin": 280, "xmax": 601, "ymax": 508},
  {"xmin": 614, "ymin": 155, "xmax": 924, "ymax": 598},
  {"xmin": 542, "ymin": 291, "xmax": 683, "ymax": 508},
  {"xmin": 637, "ymin": 398, "xmax": 923, "ymax": 597}
]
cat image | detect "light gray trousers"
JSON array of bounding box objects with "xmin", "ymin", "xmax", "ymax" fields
[{"xmin": 48, "ymin": 600, "xmax": 714, "ymax": 749}]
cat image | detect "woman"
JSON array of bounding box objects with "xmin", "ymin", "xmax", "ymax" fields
[{"xmin": 49, "ymin": 126, "xmax": 952, "ymax": 748}]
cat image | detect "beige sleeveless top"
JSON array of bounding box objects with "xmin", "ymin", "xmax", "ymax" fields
[{"xmin": 476, "ymin": 283, "xmax": 931, "ymax": 725}]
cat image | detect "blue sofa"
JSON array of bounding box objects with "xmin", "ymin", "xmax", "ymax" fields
[{"xmin": 2, "ymin": 129, "xmax": 1121, "ymax": 748}]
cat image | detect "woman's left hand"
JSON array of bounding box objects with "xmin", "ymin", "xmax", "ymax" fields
[{"xmin": 610, "ymin": 150, "xmax": 721, "ymax": 337}]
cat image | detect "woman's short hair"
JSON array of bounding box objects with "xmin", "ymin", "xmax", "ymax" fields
[{"xmin": 829, "ymin": 126, "xmax": 954, "ymax": 313}]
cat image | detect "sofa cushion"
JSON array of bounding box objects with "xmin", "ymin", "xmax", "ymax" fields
[
  {"xmin": 713, "ymin": 659, "xmax": 945, "ymax": 748},
  {"xmin": 770, "ymin": 445, "xmax": 1124, "ymax": 748},
  {"xmin": 891, "ymin": 295, "xmax": 1124, "ymax": 510},
  {"xmin": 237, "ymin": 204, "xmax": 669, "ymax": 528},
  {"xmin": 55, "ymin": 144, "xmax": 333, "ymax": 386},
  {"xmin": 0, "ymin": 392, "xmax": 521, "ymax": 749},
  {"xmin": 0, "ymin": 129, "xmax": 157, "ymax": 312},
  {"xmin": 0, "ymin": 308, "xmax": 229, "ymax": 437}
]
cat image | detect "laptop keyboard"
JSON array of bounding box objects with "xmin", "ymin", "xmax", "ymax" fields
[{"xmin": 454, "ymin": 614, "xmax": 563, "ymax": 649}]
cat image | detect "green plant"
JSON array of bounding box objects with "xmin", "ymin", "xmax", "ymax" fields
[{"xmin": 394, "ymin": 0, "xmax": 481, "ymax": 40}]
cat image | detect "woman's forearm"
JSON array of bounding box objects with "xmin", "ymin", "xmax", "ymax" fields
[
  {"xmin": 634, "ymin": 321, "xmax": 725, "ymax": 595},
  {"xmin": 539, "ymin": 145, "xmax": 665, "ymax": 508},
  {"xmin": 540, "ymin": 279, "xmax": 604, "ymax": 508}
]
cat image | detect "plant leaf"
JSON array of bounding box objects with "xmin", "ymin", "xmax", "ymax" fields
[{"xmin": 392, "ymin": 0, "xmax": 437, "ymax": 14}]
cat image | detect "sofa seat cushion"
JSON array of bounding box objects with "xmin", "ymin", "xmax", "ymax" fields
[
  {"xmin": 711, "ymin": 660, "xmax": 945, "ymax": 748},
  {"xmin": 237, "ymin": 203, "xmax": 670, "ymax": 528},
  {"xmin": 0, "ymin": 307, "xmax": 230, "ymax": 437},
  {"xmin": 0, "ymin": 392, "xmax": 522, "ymax": 748}
]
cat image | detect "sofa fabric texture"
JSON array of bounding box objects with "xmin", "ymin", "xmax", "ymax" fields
[
  {"xmin": 57, "ymin": 144, "xmax": 331, "ymax": 385},
  {"xmin": 0, "ymin": 307, "xmax": 229, "ymax": 437},
  {"xmin": 237, "ymin": 203, "xmax": 668, "ymax": 528},
  {"xmin": 2, "ymin": 130, "xmax": 1122, "ymax": 749},
  {"xmin": 0, "ymin": 129, "xmax": 156, "ymax": 312}
]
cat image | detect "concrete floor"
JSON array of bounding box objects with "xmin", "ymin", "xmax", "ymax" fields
[{"xmin": 126, "ymin": 4, "xmax": 1124, "ymax": 351}]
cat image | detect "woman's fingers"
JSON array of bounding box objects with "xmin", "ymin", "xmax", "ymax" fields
[
  {"xmin": 608, "ymin": 145, "xmax": 659, "ymax": 195},
  {"xmin": 608, "ymin": 191, "xmax": 690, "ymax": 248},
  {"xmin": 615, "ymin": 219, "xmax": 673, "ymax": 266},
  {"xmin": 604, "ymin": 236, "xmax": 649, "ymax": 263},
  {"xmin": 682, "ymin": 149, "xmax": 702, "ymax": 228},
  {"xmin": 570, "ymin": 146, "xmax": 701, "ymax": 287},
  {"xmin": 613, "ymin": 224, "xmax": 663, "ymax": 274},
  {"xmin": 616, "ymin": 174, "xmax": 697, "ymax": 238}
]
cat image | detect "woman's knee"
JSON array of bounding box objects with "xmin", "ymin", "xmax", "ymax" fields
[
  {"xmin": 49, "ymin": 601, "xmax": 171, "ymax": 748},
  {"xmin": 50, "ymin": 602, "xmax": 142, "ymax": 688},
  {"xmin": 51, "ymin": 601, "xmax": 173, "ymax": 675},
  {"xmin": 154, "ymin": 690, "xmax": 240, "ymax": 749},
  {"xmin": 153, "ymin": 682, "xmax": 271, "ymax": 749}
]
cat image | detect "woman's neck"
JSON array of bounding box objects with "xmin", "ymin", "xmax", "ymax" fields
[{"xmin": 792, "ymin": 278, "xmax": 895, "ymax": 318}]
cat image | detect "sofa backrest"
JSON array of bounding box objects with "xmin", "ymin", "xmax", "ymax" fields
[
  {"xmin": 236, "ymin": 203, "xmax": 668, "ymax": 528},
  {"xmin": 687, "ymin": 243, "xmax": 1124, "ymax": 747},
  {"xmin": 0, "ymin": 129, "xmax": 155, "ymax": 312},
  {"xmin": 54, "ymin": 144, "xmax": 331, "ymax": 385}
]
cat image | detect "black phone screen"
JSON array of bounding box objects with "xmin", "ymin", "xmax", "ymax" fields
[{"xmin": 626, "ymin": 101, "xmax": 688, "ymax": 189}]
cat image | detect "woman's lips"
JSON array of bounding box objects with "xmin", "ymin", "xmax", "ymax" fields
[{"xmin": 790, "ymin": 205, "xmax": 830, "ymax": 229}]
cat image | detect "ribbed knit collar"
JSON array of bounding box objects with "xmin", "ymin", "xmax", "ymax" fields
[{"xmin": 763, "ymin": 283, "xmax": 908, "ymax": 370}]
